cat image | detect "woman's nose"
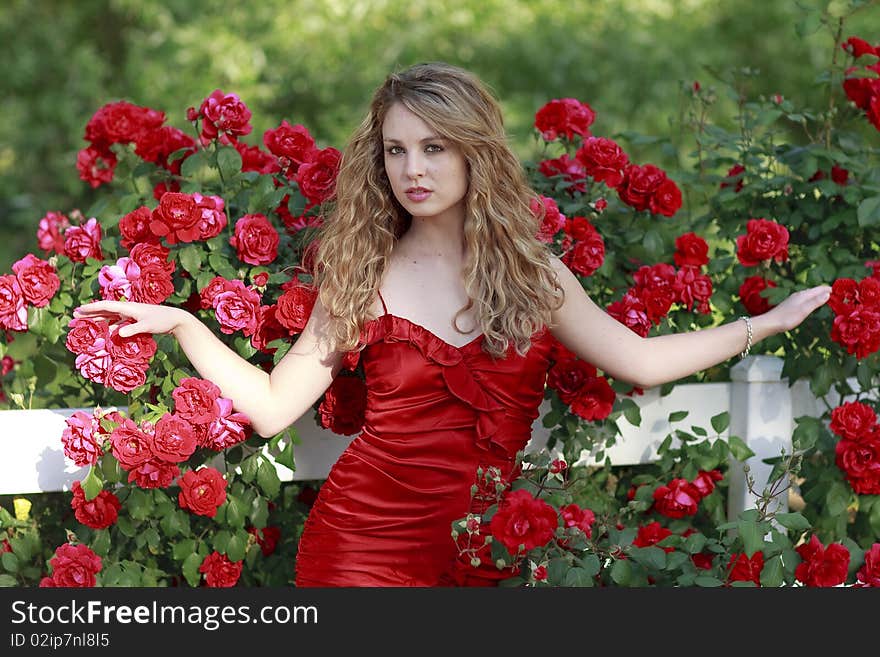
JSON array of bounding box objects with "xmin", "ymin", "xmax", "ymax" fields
[{"xmin": 405, "ymin": 153, "xmax": 425, "ymax": 180}]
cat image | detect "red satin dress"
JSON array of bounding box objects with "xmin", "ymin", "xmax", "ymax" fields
[{"xmin": 294, "ymin": 291, "xmax": 555, "ymax": 586}]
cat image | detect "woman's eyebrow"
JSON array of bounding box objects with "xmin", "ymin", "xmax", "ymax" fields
[{"xmin": 383, "ymin": 135, "xmax": 445, "ymax": 143}]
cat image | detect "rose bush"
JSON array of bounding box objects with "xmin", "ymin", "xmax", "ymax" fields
[{"xmin": 1, "ymin": 4, "xmax": 879, "ymax": 587}]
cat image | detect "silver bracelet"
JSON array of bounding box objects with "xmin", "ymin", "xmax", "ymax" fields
[{"xmin": 739, "ymin": 315, "xmax": 753, "ymax": 359}]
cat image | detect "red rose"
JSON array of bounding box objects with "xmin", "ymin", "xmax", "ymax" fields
[
  {"xmin": 618, "ymin": 164, "xmax": 667, "ymax": 212},
  {"xmin": 135, "ymin": 125, "xmax": 196, "ymax": 170},
  {"xmin": 110, "ymin": 418, "xmax": 154, "ymax": 470},
  {"xmin": 530, "ymin": 196, "xmax": 566, "ymax": 243},
  {"xmin": 534, "ymin": 98, "xmax": 595, "ymax": 141},
  {"xmin": 236, "ymin": 141, "xmax": 278, "ymax": 174},
  {"xmin": 691, "ymin": 469, "xmax": 723, "ymax": 498},
  {"xmin": 720, "ymin": 164, "xmax": 745, "ymax": 192},
  {"xmin": 739, "ymin": 276, "xmax": 777, "ymax": 316},
  {"xmin": 152, "ymin": 413, "xmax": 198, "ymax": 463},
  {"xmin": 834, "ymin": 429, "xmax": 880, "ymax": 494},
  {"xmin": 674, "ymin": 266, "xmax": 713, "ymax": 314},
  {"xmin": 275, "ymin": 285, "xmax": 317, "ymax": 333},
  {"xmin": 547, "ymin": 358, "xmax": 596, "ymax": 404},
  {"xmin": 230, "ymin": 213, "xmax": 280, "ymax": 265},
  {"xmin": 263, "ymin": 120, "xmax": 317, "ymax": 169},
  {"xmin": 40, "ymin": 543, "xmax": 102, "ymax": 588},
  {"xmin": 795, "ymin": 535, "xmax": 850, "ymax": 587},
  {"xmin": 192, "ymin": 193, "xmax": 228, "ymax": 241},
  {"xmin": 538, "ymin": 154, "xmax": 587, "ymax": 194},
  {"xmin": 197, "ymin": 89, "xmax": 253, "ymax": 144},
  {"xmin": 856, "ymin": 543, "xmax": 880, "ymax": 587},
  {"xmin": 674, "ymin": 232, "xmax": 709, "ymax": 268},
  {"xmin": 649, "ymin": 178, "xmax": 682, "ymax": 217},
  {"xmin": 203, "ymin": 397, "xmax": 252, "ymax": 450},
  {"xmin": 652, "ymin": 478, "xmax": 702, "ymax": 518},
  {"xmin": 178, "ymin": 467, "xmax": 228, "ymax": 517},
  {"xmin": 127, "ymin": 457, "xmax": 180, "ymax": 489},
  {"xmin": 296, "ymin": 147, "xmax": 342, "ymax": 204},
  {"xmin": 76, "ymin": 147, "xmax": 117, "ymax": 188},
  {"xmin": 607, "ymin": 292, "xmax": 651, "ymax": 337},
  {"xmin": 119, "ymin": 207, "xmax": 160, "ymax": 249},
  {"xmin": 173, "ymin": 377, "xmax": 222, "ymax": 425},
  {"xmin": 318, "ymin": 375, "xmax": 367, "ymax": 435},
  {"xmin": 575, "ymin": 136, "xmax": 629, "ymax": 188},
  {"xmin": 559, "ymin": 504, "xmax": 596, "ymax": 538},
  {"xmin": 830, "ymin": 401, "xmax": 877, "ymax": 440},
  {"xmin": 212, "ymin": 280, "xmax": 262, "ymax": 337},
  {"xmin": 104, "ymin": 358, "xmax": 147, "ymax": 393},
  {"xmin": 736, "ymin": 218, "xmax": 790, "ymax": 266},
  {"xmin": 0, "ymin": 275, "xmax": 28, "ymax": 332},
  {"xmin": 199, "ymin": 276, "xmax": 230, "ymax": 309},
  {"xmin": 70, "ymin": 480, "xmax": 121, "ymax": 529},
  {"xmin": 250, "ymin": 304, "xmax": 290, "ymax": 354},
  {"xmin": 61, "ymin": 411, "xmax": 103, "ymax": 467},
  {"xmin": 726, "ymin": 552, "xmax": 764, "ymax": 586},
  {"xmin": 570, "ymin": 375, "xmax": 615, "ymax": 421},
  {"xmin": 150, "ymin": 192, "xmax": 199, "ymax": 245},
  {"xmin": 85, "ymin": 100, "xmax": 165, "ymax": 147},
  {"xmin": 831, "ymin": 308, "xmax": 880, "ymax": 359},
  {"xmin": 827, "ymin": 278, "xmax": 859, "ymax": 315},
  {"xmin": 131, "ymin": 263, "xmax": 175, "ymax": 305},
  {"xmin": 633, "ymin": 521, "xmax": 674, "ymax": 552},
  {"xmin": 63, "ymin": 218, "xmax": 104, "ymax": 263},
  {"xmin": 37, "ymin": 211, "xmax": 71, "ymax": 254},
  {"xmin": 106, "ymin": 326, "xmax": 157, "ymax": 364},
  {"xmin": 489, "ymin": 488, "xmax": 558, "ymax": 552},
  {"xmin": 248, "ymin": 526, "xmax": 282, "ymax": 557},
  {"xmin": 198, "ymin": 551, "xmax": 243, "ymax": 587},
  {"xmin": 12, "ymin": 253, "xmax": 60, "ymax": 307},
  {"xmin": 843, "ymin": 36, "xmax": 878, "ymax": 59},
  {"xmin": 563, "ymin": 229, "xmax": 605, "ymax": 277}
]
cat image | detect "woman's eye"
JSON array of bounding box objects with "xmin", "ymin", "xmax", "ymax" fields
[
  {"xmin": 386, "ymin": 146, "xmax": 404, "ymax": 155},
  {"xmin": 426, "ymin": 144, "xmax": 443, "ymax": 153}
]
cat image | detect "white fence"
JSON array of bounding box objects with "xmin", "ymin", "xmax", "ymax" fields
[{"xmin": 0, "ymin": 355, "xmax": 834, "ymax": 522}]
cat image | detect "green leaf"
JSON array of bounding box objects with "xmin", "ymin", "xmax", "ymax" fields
[
  {"xmin": 181, "ymin": 149, "xmax": 210, "ymax": 178},
  {"xmin": 564, "ymin": 567, "xmax": 594, "ymax": 587},
  {"xmin": 224, "ymin": 494, "xmax": 246, "ymax": 527},
  {"xmin": 760, "ymin": 554, "xmax": 784, "ymax": 587},
  {"xmin": 737, "ymin": 519, "xmax": 764, "ymax": 557},
  {"xmin": 0, "ymin": 574, "xmax": 18, "ymax": 587},
  {"xmin": 579, "ymin": 553, "xmax": 601, "ymax": 577},
  {"xmin": 792, "ymin": 416, "xmax": 822, "ymax": 452},
  {"xmin": 178, "ymin": 245, "xmax": 204, "ymax": 277},
  {"xmin": 217, "ymin": 146, "xmax": 243, "ymax": 180},
  {"xmin": 621, "ymin": 398, "xmax": 642, "ymax": 427},
  {"xmin": 794, "ymin": 11, "xmax": 821, "ymax": 37},
  {"xmin": 711, "ymin": 412, "xmax": 730, "ymax": 434},
  {"xmin": 127, "ymin": 487, "xmax": 153, "ymax": 520},
  {"xmin": 774, "ymin": 512, "xmax": 811, "ymax": 531},
  {"xmin": 80, "ymin": 466, "xmax": 104, "ymax": 501},
  {"xmin": 257, "ymin": 458, "xmax": 281, "ymax": 498},
  {"xmin": 694, "ymin": 575, "xmax": 723, "ymax": 587},
  {"xmin": 610, "ymin": 558, "xmax": 631, "ymax": 586},
  {"xmin": 240, "ymin": 454, "xmax": 260, "ymax": 484},
  {"xmin": 727, "ymin": 435, "xmax": 755, "ymax": 461},
  {"xmin": 684, "ymin": 532, "xmax": 707, "ymax": 554},
  {"xmin": 275, "ymin": 437, "xmax": 296, "ymax": 471},
  {"xmin": 826, "ymin": 482, "xmax": 850, "ymax": 516},
  {"xmin": 629, "ymin": 546, "xmax": 667, "ymax": 570},
  {"xmin": 173, "ymin": 539, "xmax": 196, "ymax": 562},
  {"xmin": 1, "ymin": 552, "xmax": 20, "ymax": 573},
  {"xmin": 226, "ymin": 530, "xmax": 248, "ymax": 563},
  {"xmin": 857, "ymin": 196, "xmax": 880, "ymax": 227},
  {"xmin": 668, "ymin": 410, "xmax": 689, "ymax": 423},
  {"xmin": 182, "ymin": 552, "xmax": 203, "ymax": 587}
]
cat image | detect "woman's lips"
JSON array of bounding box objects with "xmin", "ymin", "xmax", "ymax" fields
[{"xmin": 405, "ymin": 187, "xmax": 432, "ymax": 202}]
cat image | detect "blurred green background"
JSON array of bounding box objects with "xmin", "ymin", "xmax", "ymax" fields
[{"xmin": 1, "ymin": 0, "xmax": 878, "ymax": 272}]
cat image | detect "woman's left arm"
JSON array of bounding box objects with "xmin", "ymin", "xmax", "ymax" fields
[{"xmin": 548, "ymin": 257, "xmax": 831, "ymax": 389}]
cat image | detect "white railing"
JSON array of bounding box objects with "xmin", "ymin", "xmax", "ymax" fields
[{"xmin": 0, "ymin": 355, "xmax": 837, "ymax": 522}]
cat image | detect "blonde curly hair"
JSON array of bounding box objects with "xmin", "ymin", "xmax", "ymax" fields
[{"xmin": 311, "ymin": 61, "xmax": 564, "ymax": 358}]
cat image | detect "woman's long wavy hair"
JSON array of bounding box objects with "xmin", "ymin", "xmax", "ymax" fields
[{"xmin": 311, "ymin": 61, "xmax": 564, "ymax": 358}]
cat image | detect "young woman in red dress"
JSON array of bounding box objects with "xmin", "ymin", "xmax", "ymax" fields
[{"xmin": 74, "ymin": 62, "xmax": 831, "ymax": 586}]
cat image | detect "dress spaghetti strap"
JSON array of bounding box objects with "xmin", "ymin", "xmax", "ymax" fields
[{"xmin": 377, "ymin": 289, "xmax": 389, "ymax": 316}]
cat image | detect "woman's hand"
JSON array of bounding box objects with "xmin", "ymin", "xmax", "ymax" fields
[
  {"xmin": 73, "ymin": 300, "xmax": 192, "ymax": 338},
  {"xmin": 760, "ymin": 284, "xmax": 832, "ymax": 334}
]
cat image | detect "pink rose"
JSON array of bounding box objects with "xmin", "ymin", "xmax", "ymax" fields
[
  {"xmin": 12, "ymin": 254, "xmax": 61, "ymax": 307},
  {"xmin": 230, "ymin": 213, "xmax": 280, "ymax": 265}
]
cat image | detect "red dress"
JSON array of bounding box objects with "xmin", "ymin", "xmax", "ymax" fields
[{"xmin": 294, "ymin": 291, "xmax": 555, "ymax": 586}]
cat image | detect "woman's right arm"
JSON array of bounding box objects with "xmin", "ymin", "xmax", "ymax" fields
[{"xmin": 74, "ymin": 298, "xmax": 344, "ymax": 438}]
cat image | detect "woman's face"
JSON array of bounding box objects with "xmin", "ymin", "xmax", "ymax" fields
[{"xmin": 382, "ymin": 102, "xmax": 469, "ymax": 223}]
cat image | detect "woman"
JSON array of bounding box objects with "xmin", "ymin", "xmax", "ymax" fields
[{"xmin": 74, "ymin": 62, "xmax": 831, "ymax": 586}]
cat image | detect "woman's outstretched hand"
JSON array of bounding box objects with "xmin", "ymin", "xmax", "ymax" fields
[
  {"xmin": 761, "ymin": 284, "xmax": 832, "ymax": 334},
  {"xmin": 73, "ymin": 300, "xmax": 191, "ymax": 338}
]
